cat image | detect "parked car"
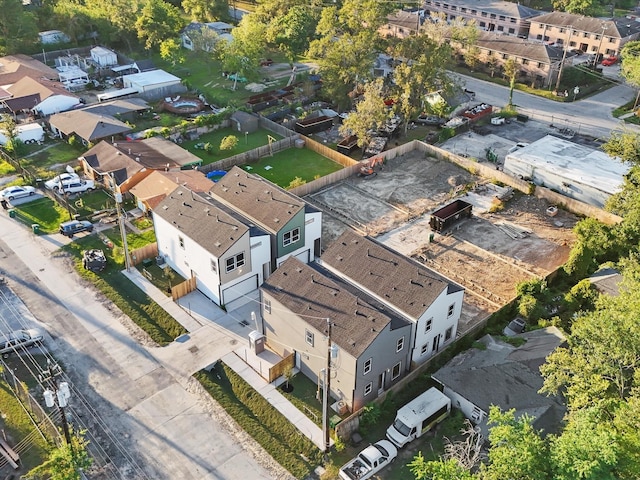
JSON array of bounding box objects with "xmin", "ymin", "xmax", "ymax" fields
[
  {"xmin": 0, "ymin": 329, "xmax": 44, "ymax": 356},
  {"xmin": 601, "ymin": 56, "xmax": 618, "ymax": 66},
  {"xmin": 503, "ymin": 317, "xmax": 527, "ymax": 336},
  {"xmin": 83, "ymin": 249, "xmax": 106, "ymax": 272},
  {"xmin": 339, "ymin": 440, "xmax": 397, "ymax": 480},
  {"xmin": 61, "ymin": 180, "xmax": 95, "ymax": 195},
  {"xmin": 59, "ymin": 220, "xmax": 94, "ymax": 237},
  {"xmin": 415, "ymin": 115, "xmax": 446, "ymax": 126},
  {"xmin": 0, "ymin": 185, "xmax": 36, "ymax": 200},
  {"xmin": 44, "ymin": 172, "xmax": 80, "ymax": 190}
]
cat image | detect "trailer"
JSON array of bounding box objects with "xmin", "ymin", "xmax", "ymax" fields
[
  {"xmin": 295, "ymin": 115, "xmax": 333, "ymax": 135},
  {"xmin": 429, "ymin": 199, "xmax": 473, "ymax": 232}
]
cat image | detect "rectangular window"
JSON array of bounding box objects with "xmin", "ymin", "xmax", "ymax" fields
[
  {"xmin": 425, "ymin": 318, "xmax": 433, "ymax": 332},
  {"xmin": 559, "ymin": 28, "xmax": 565, "ymax": 33},
  {"xmin": 448, "ymin": 304, "xmax": 455, "ymax": 317},
  {"xmin": 283, "ymin": 227, "xmax": 300, "ymax": 247},
  {"xmin": 480, "ymin": 21, "xmax": 486, "ymax": 28},
  {"xmin": 502, "ymin": 53, "xmax": 508, "ymax": 59},
  {"xmin": 396, "ymin": 337, "xmax": 404, "ymax": 352},
  {"xmin": 179, "ymin": 236, "xmax": 184, "ymax": 249},
  {"xmin": 508, "ymin": 28, "xmax": 515, "ymax": 34},
  {"xmin": 536, "ymin": 34, "xmax": 542, "ymax": 40},
  {"xmin": 497, "ymin": 25, "xmax": 504, "ymax": 32},
  {"xmin": 538, "ymin": 62, "xmax": 544, "ymax": 68},
  {"xmin": 490, "ymin": 13, "xmax": 496, "ymax": 19},
  {"xmin": 225, "ymin": 252, "xmax": 245, "ymax": 273},
  {"xmin": 364, "ymin": 382, "xmax": 372, "ymax": 396},
  {"xmin": 264, "ymin": 299, "xmax": 271, "ymax": 314},
  {"xmin": 421, "ymin": 343, "xmax": 429, "ymax": 355},
  {"xmin": 364, "ymin": 358, "xmax": 372, "ymax": 374},
  {"xmin": 211, "ymin": 259, "xmax": 217, "ymax": 273},
  {"xmin": 305, "ymin": 329, "xmax": 314, "ymax": 346},
  {"xmin": 569, "ymin": 41, "xmax": 576, "ymax": 47},
  {"xmin": 583, "ymin": 32, "xmax": 589, "ymax": 38},
  {"xmin": 510, "ymin": 18, "xmax": 516, "ymax": 23},
  {"xmin": 499, "ymin": 15, "xmax": 505, "ymax": 21},
  {"xmin": 392, "ymin": 362, "xmax": 401, "ymax": 380},
  {"xmin": 445, "ymin": 327, "xmax": 453, "ymax": 341},
  {"xmin": 522, "ymin": 59, "xmax": 529, "ymax": 65}
]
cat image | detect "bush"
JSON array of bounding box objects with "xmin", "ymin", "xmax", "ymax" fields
[{"xmin": 359, "ymin": 404, "xmax": 381, "ymax": 435}]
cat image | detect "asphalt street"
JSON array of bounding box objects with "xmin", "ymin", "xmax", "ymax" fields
[
  {"xmin": 0, "ymin": 213, "xmax": 289, "ymax": 479},
  {"xmin": 454, "ymin": 71, "xmax": 640, "ymax": 139}
]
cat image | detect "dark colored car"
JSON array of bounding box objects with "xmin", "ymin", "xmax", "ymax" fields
[
  {"xmin": 59, "ymin": 220, "xmax": 94, "ymax": 237},
  {"xmin": 83, "ymin": 249, "xmax": 106, "ymax": 272}
]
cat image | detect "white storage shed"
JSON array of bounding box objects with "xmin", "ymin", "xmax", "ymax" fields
[{"xmin": 91, "ymin": 47, "xmax": 118, "ymax": 67}]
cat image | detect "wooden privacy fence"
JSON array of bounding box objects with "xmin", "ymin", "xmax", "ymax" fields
[
  {"xmin": 269, "ymin": 352, "xmax": 295, "ymax": 383},
  {"xmin": 171, "ymin": 276, "xmax": 197, "ymax": 301},
  {"xmin": 302, "ymin": 135, "xmax": 360, "ymax": 168},
  {"xmin": 200, "ymin": 136, "xmax": 298, "ymax": 174},
  {"xmin": 259, "ymin": 116, "xmax": 298, "ymax": 137},
  {"xmin": 130, "ymin": 243, "xmax": 159, "ymax": 266}
]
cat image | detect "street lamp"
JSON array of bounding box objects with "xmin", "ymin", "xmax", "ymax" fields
[{"xmin": 40, "ymin": 361, "xmax": 73, "ymax": 451}]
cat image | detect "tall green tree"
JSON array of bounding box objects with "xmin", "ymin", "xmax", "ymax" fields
[
  {"xmin": 503, "ymin": 58, "xmax": 519, "ymax": 109},
  {"xmin": 620, "ymin": 41, "xmax": 640, "ymax": 109},
  {"xmin": 478, "ymin": 407, "xmax": 549, "ymax": 480},
  {"xmin": 160, "ymin": 38, "xmax": 185, "ymax": 66},
  {"xmin": 219, "ymin": 16, "xmax": 267, "ymax": 89},
  {"xmin": 409, "ymin": 454, "xmax": 475, "ymax": 480},
  {"xmin": 135, "ymin": 0, "xmax": 186, "ymax": 50},
  {"xmin": 339, "ymin": 78, "xmax": 390, "ymax": 147},
  {"xmin": 265, "ymin": 5, "xmax": 318, "ymax": 63},
  {"xmin": 552, "ymin": 0, "xmax": 598, "ymax": 16},
  {"xmin": 0, "ymin": 0, "xmax": 38, "ymax": 55},
  {"xmin": 24, "ymin": 431, "xmax": 92, "ymax": 480},
  {"xmin": 182, "ymin": 0, "xmax": 228, "ymax": 22}
]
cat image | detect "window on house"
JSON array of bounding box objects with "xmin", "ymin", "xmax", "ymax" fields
[
  {"xmin": 425, "ymin": 318, "xmax": 433, "ymax": 332},
  {"xmin": 536, "ymin": 34, "xmax": 542, "ymax": 40},
  {"xmin": 364, "ymin": 358, "xmax": 372, "ymax": 374},
  {"xmin": 481, "ymin": 11, "xmax": 487, "ymax": 17},
  {"xmin": 421, "ymin": 343, "xmax": 429, "ymax": 355},
  {"xmin": 264, "ymin": 299, "xmax": 271, "ymax": 314},
  {"xmin": 508, "ymin": 28, "xmax": 515, "ymax": 34},
  {"xmin": 490, "ymin": 13, "xmax": 496, "ymax": 19},
  {"xmin": 211, "ymin": 259, "xmax": 217, "ymax": 273},
  {"xmin": 583, "ymin": 32, "xmax": 589, "ymax": 38},
  {"xmin": 595, "ymin": 34, "xmax": 601, "ymax": 40},
  {"xmin": 471, "ymin": 9, "xmax": 477, "ymax": 14},
  {"xmin": 392, "ymin": 362, "xmax": 401, "ymax": 379},
  {"xmin": 499, "ymin": 15, "xmax": 505, "ymax": 21},
  {"xmin": 480, "ymin": 21, "xmax": 486, "ymax": 28},
  {"xmin": 559, "ymin": 28, "xmax": 565, "ymax": 33},
  {"xmin": 608, "ymin": 37, "xmax": 614, "ymax": 43},
  {"xmin": 225, "ymin": 252, "xmax": 245, "ymax": 273},
  {"xmin": 445, "ymin": 327, "xmax": 453, "ymax": 341},
  {"xmin": 510, "ymin": 18, "xmax": 516, "ymax": 23},
  {"xmin": 497, "ymin": 26, "xmax": 504, "ymax": 32},
  {"xmin": 283, "ymin": 227, "xmax": 300, "ymax": 247},
  {"xmin": 305, "ymin": 329, "xmax": 314, "ymax": 346},
  {"xmin": 522, "ymin": 59, "xmax": 529, "ymax": 65},
  {"xmin": 364, "ymin": 382, "xmax": 372, "ymax": 396},
  {"xmin": 448, "ymin": 304, "xmax": 455, "ymax": 317},
  {"xmin": 538, "ymin": 62, "xmax": 544, "ymax": 68},
  {"xmin": 544, "ymin": 35, "xmax": 549, "ymax": 42},
  {"xmin": 502, "ymin": 53, "xmax": 508, "ymax": 59},
  {"xmin": 179, "ymin": 236, "xmax": 184, "ymax": 249},
  {"xmin": 396, "ymin": 337, "xmax": 404, "ymax": 352},
  {"xmin": 569, "ymin": 41, "xmax": 576, "ymax": 47},
  {"xmin": 461, "ymin": 7, "xmax": 466, "ymax": 12}
]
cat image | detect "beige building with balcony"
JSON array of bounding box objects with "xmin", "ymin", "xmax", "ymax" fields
[
  {"xmin": 423, "ymin": 0, "xmax": 545, "ymax": 37},
  {"xmin": 529, "ymin": 12, "xmax": 640, "ymax": 57}
]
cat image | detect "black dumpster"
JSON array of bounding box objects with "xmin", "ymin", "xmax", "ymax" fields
[{"xmin": 429, "ymin": 200, "xmax": 473, "ymax": 232}]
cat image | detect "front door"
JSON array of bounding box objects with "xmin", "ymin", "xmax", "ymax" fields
[
  {"xmin": 378, "ymin": 370, "xmax": 386, "ymax": 395},
  {"xmin": 432, "ymin": 334, "xmax": 441, "ymax": 353}
]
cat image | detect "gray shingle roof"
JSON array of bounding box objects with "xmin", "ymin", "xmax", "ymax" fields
[
  {"xmin": 153, "ymin": 186, "xmax": 249, "ymax": 258},
  {"xmin": 211, "ymin": 166, "xmax": 305, "ymax": 234},
  {"xmin": 427, "ymin": 0, "xmax": 544, "ymax": 19},
  {"xmin": 532, "ymin": 11, "xmax": 640, "ymax": 38},
  {"xmin": 262, "ymin": 257, "xmax": 410, "ymax": 358},
  {"xmin": 49, "ymin": 110, "xmax": 132, "ymax": 142},
  {"xmin": 321, "ymin": 229, "xmax": 462, "ymax": 319},
  {"xmin": 477, "ymin": 31, "xmax": 565, "ymax": 63}
]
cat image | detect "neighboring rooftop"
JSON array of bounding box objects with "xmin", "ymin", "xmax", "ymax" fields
[
  {"xmin": 588, "ymin": 267, "xmax": 622, "ymax": 297},
  {"xmin": 433, "ymin": 327, "xmax": 567, "ymax": 435},
  {"xmin": 476, "ymin": 31, "xmax": 565, "ymax": 63},
  {"xmin": 154, "ymin": 186, "xmax": 250, "ymax": 258},
  {"xmin": 425, "ymin": 0, "xmax": 544, "ymax": 19},
  {"xmin": 262, "ymin": 257, "xmax": 410, "ymax": 358},
  {"xmin": 531, "ymin": 11, "xmax": 640, "ymax": 37},
  {"xmin": 0, "ymin": 54, "xmax": 59, "ymax": 85},
  {"xmin": 505, "ymin": 135, "xmax": 629, "ymax": 197},
  {"xmin": 122, "ymin": 69, "xmax": 181, "ymax": 87},
  {"xmin": 320, "ymin": 229, "xmax": 463, "ymax": 319},
  {"xmin": 129, "ymin": 170, "xmax": 215, "ymax": 210},
  {"xmin": 211, "ymin": 166, "xmax": 306, "ymax": 234},
  {"xmin": 49, "ymin": 110, "xmax": 132, "ymax": 142},
  {"xmin": 82, "ymin": 98, "xmax": 149, "ymax": 117}
]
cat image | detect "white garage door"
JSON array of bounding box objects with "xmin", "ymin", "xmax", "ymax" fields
[
  {"xmin": 294, "ymin": 249, "xmax": 309, "ymax": 263},
  {"xmin": 221, "ymin": 275, "xmax": 258, "ymax": 305}
]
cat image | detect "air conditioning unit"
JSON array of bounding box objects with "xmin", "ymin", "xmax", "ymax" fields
[{"xmin": 337, "ymin": 401, "xmax": 348, "ymax": 415}]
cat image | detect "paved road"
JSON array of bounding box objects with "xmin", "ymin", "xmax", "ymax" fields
[
  {"xmin": 0, "ymin": 216, "xmax": 289, "ymax": 479},
  {"xmin": 455, "ymin": 72, "xmax": 640, "ymax": 139}
]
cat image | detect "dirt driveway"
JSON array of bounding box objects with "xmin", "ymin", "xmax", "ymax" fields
[{"xmin": 306, "ymin": 147, "xmax": 577, "ymax": 331}]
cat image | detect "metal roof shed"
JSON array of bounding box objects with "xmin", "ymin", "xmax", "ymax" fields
[{"xmin": 90, "ymin": 47, "xmax": 118, "ymax": 67}]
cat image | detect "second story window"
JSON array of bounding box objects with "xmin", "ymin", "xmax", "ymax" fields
[
  {"xmin": 425, "ymin": 318, "xmax": 433, "ymax": 332},
  {"xmin": 211, "ymin": 258, "xmax": 217, "ymax": 273},
  {"xmin": 396, "ymin": 337, "xmax": 404, "ymax": 352},
  {"xmin": 264, "ymin": 299, "xmax": 271, "ymax": 314},
  {"xmin": 364, "ymin": 358, "xmax": 372, "ymax": 374},
  {"xmin": 225, "ymin": 252, "xmax": 245, "ymax": 273},
  {"xmin": 448, "ymin": 304, "xmax": 455, "ymax": 317},
  {"xmin": 283, "ymin": 227, "xmax": 300, "ymax": 247},
  {"xmin": 306, "ymin": 329, "xmax": 314, "ymax": 346},
  {"xmin": 179, "ymin": 236, "xmax": 184, "ymax": 249}
]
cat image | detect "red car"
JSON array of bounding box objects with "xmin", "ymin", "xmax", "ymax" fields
[{"xmin": 601, "ymin": 56, "xmax": 618, "ymax": 66}]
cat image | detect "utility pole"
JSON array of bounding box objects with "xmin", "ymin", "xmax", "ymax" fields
[
  {"xmin": 112, "ymin": 173, "xmax": 131, "ymax": 272},
  {"xmin": 593, "ymin": 24, "xmax": 606, "ymax": 68},
  {"xmin": 554, "ymin": 26, "xmax": 572, "ymax": 94},
  {"xmin": 40, "ymin": 360, "xmax": 73, "ymax": 451},
  {"xmin": 322, "ymin": 318, "xmax": 332, "ymax": 456}
]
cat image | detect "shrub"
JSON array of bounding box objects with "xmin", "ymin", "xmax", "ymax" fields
[
  {"xmin": 288, "ymin": 177, "xmax": 306, "ymax": 189},
  {"xmin": 359, "ymin": 404, "xmax": 381, "ymax": 435},
  {"xmin": 220, "ymin": 135, "xmax": 238, "ymax": 151}
]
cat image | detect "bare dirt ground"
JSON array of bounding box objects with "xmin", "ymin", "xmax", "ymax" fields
[{"xmin": 306, "ymin": 147, "xmax": 577, "ymax": 332}]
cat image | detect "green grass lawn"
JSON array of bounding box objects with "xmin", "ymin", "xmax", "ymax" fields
[
  {"xmin": 280, "ymin": 373, "xmax": 324, "ymax": 427},
  {"xmin": 21, "ymin": 142, "xmax": 85, "ymax": 177},
  {"xmin": 242, "ymin": 147, "xmax": 343, "ymax": 188},
  {"xmin": 180, "ymin": 127, "xmax": 282, "ymax": 165}
]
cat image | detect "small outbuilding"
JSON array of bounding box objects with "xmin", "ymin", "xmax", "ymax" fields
[
  {"xmin": 230, "ymin": 111, "xmax": 258, "ymax": 134},
  {"xmin": 90, "ymin": 47, "xmax": 118, "ymax": 67},
  {"xmin": 38, "ymin": 30, "xmax": 70, "ymax": 44},
  {"xmin": 122, "ymin": 69, "xmax": 185, "ymax": 101}
]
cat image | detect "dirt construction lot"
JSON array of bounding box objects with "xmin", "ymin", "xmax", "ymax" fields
[{"xmin": 307, "ymin": 148, "xmax": 577, "ymax": 333}]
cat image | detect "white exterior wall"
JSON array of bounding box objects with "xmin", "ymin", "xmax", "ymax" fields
[
  {"xmin": 34, "ymin": 95, "xmax": 80, "ymax": 116},
  {"xmin": 412, "ymin": 288, "xmax": 464, "ymax": 365},
  {"xmin": 442, "ymin": 386, "xmax": 487, "ymax": 424}
]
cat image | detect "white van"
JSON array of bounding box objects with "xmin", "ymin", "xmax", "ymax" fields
[{"xmin": 386, "ymin": 387, "xmax": 451, "ymax": 448}]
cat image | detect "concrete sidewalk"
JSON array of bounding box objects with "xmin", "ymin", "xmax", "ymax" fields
[{"xmin": 122, "ymin": 267, "xmax": 330, "ymax": 451}]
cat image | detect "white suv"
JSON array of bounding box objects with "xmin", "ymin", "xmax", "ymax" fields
[
  {"xmin": 45, "ymin": 172, "xmax": 79, "ymax": 191},
  {"xmin": 61, "ymin": 179, "xmax": 96, "ymax": 195}
]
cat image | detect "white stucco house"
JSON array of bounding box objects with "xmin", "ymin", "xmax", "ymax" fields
[
  {"xmin": 319, "ymin": 229, "xmax": 465, "ymax": 367},
  {"xmin": 504, "ymin": 135, "xmax": 629, "ymax": 208},
  {"xmin": 153, "ymin": 186, "xmax": 271, "ymax": 309},
  {"xmin": 3, "ymin": 76, "xmax": 80, "ymax": 117},
  {"xmin": 181, "ymin": 22, "xmax": 233, "ymax": 51}
]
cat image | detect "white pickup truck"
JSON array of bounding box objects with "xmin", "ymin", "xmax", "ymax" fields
[{"xmin": 338, "ymin": 440, "xmax": 397, "ymax": 480}]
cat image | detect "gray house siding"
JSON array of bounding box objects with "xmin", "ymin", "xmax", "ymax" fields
[
  {"xmin": 275, "ymin": 209, "xmax": 306, "ymax": 259},
  {"xmin": 219, "ymin": 233, "xmax": 253, "ymax": 284}
]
